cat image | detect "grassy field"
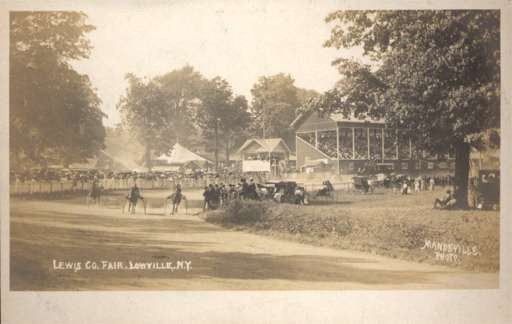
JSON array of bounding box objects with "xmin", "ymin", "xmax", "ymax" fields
[{"xmin": 206, "ymin": 188, "xmax": 499, "ymax": 272}]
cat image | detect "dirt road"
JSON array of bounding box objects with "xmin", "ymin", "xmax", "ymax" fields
[{"xmin": 10, "ymin": 190, "xmax": 498, "ymax": 290}]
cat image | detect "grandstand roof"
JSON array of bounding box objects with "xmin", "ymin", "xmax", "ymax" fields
[{"xmin": 290, "ymin": 111, "xmax": 384, "ymax": 129}]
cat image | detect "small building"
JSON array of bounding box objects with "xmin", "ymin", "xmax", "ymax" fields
[
  {"xmin": 233, "ymin": 138, "xmax": 292, "ymax": 175},
  {"xmin": 291, "ymin": 111, "xmax": 455, "ymax": 175}
]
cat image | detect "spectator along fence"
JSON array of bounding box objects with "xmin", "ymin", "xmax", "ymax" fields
[{"xmin": 9, "ymin": 177, "xmax": 208, "ymax": 196}]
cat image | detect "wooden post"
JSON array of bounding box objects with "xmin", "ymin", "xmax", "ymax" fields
[
  {"xmin": 409, "ymin": 137, "xmax": 412, "ymax": 159},
  {"xmin": 352, "ymin": 128, "xmax": 355, "ymax": 159},
  {"xmin": 381, "ymin": 128, "xmax": 385, "ymax": 161},
  {"xmin": 336, "ymin": 126, "xmax": 340, "ymax": 174},
  {"xmin": 295, "ymin": 134, "xmax": 299, "ymax": 172},
  {"xmin": 367, "ymin": 127, "xmax": 370, "ymax": 159},
  {"xmin": 395, "ymin": 129, "xmax": 399, "ymax": 160}
]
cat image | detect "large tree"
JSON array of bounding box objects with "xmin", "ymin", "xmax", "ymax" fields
[
  {"xmin": 312, "ymin": 10, "xmax": 499, "ymax": 208},
  {"xmin": 118, "ymin": 66, "xmax": 208, "ymax": 169},
  {"xmin": 117, "ymin": 74, "xmax": 168, "ymax": 171},
  {"xmin": 250, "ymin": 73, "xmax": 300, "ymax": 140},
  {"xmin": 250, "ymin": 74, "xmax": 319, "ymax": 148},
  {"xmin": 196, "ymin": 77, "xmax": 250, "ymax": 170},
  {"xmin": 10, "ymin": 11, "xmax": 106, "ymax": 170},
  {"xmin": 222, "ymin": 95, "xmax": 252, "ymax": 161},
  {"xmin": 155, "ymin": 66, "xmax": 205, "ymax": 147}
]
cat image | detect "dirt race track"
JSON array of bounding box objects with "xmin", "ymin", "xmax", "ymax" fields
[{"xmin": 10, "ymin": 189, "xmax": 498, "ymax": 290}]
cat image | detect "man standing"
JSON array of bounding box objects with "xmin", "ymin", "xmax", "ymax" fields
[
  {"xmin": 202, "ymin": 186, "xmax": 210, "ymax": 211},
  {"xmin": 240, "ymin": 178, "xmax": 249, "ymax": 200},
  {"xmin": 88, "ymin": 176, "xmax": 102, "ymax": 205},
  {"xmin": 248, "ymin": 178, "xmax": 258, "ymax": 200}
]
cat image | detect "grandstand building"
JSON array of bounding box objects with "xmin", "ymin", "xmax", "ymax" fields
[{"xmin": 291, "ymin": 112, "xmax": 455, "ymax": 175}]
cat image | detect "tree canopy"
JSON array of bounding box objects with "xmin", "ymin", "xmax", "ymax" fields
[
  {"xmin": 117, "ymin": 68, "xmax": 251, "ymax": 170},
  {"xmin": 320, "ymin": 10, "xmax": 499, "ymax": 149},
  {"xmin": 155, "ymin": 66, "xmax": 205, "ymax": 147},
  {"xmin": 312, "ymin": 10, "xmax": 500, "ymax": 207},
  {"xmin": 117, "ymin": 74, "xmax": 169, "ymax": 170},
  {"xmin": 250, "ymin": 73, "xmax": 319, "ymax": 148},
  {"xmin": 196, "ymin": 77, "xmax": 251, "ymax": 166},
  {"xmin": 10, "ymin": 11, "xmax": 106, "ymax": 169}
]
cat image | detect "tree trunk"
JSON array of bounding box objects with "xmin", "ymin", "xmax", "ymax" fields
[
  {"xmin": 214, "ymin": 122, "xmax": 219, "ymax": 172},
  {"xmin": 145, "ymin": 145, "xmax": 152, "ymax": 172},
  {"xmin": 454, "ymin": 141, "xmax": 470, "ymax": 209},
  {"xmin": 225, "ymin": 136, "xmax": 230, "ymax": 162}
]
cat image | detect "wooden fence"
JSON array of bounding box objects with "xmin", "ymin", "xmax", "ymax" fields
[{"xmin": 9, "ymin": 178, "xmax": 208, "ymax": 196}]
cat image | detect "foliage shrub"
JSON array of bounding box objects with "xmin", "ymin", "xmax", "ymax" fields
[{"xmin": 208, "ymin": 200, "xmax": 269, "ymax": 225}]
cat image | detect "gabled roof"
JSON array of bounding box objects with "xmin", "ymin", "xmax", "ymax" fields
[
  {"xmin": 290, "ymin": 111, "xmax": 313, "ymax": 129},
  {"xmin": 290, "ymin": 111, "xmax": 384, "ymax": 129},
  {"xmin": 157, "ymin": 143, "xmax": 212, "ymax": 164},
  {"xmin": 235, "ymin": 138, "xmax": 292, "ymax": 155}
]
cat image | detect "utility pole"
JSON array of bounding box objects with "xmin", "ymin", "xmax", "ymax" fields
[
  {"xmin": 262, "ymin": 111, "xmax": 266, "ymax": 139},
  {"xmin": 214, "ymin": 117, "xmax": 219, "ymax": 171}
]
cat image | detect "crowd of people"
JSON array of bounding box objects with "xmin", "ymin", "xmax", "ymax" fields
[
  {"xmin": 384, "ymin": 174, "xmax": 454, "ymax": 194},
  {"xmin": 202, "ymin": 177, "xmax": 260, "ymax": 210},
  {"xmin": 9, "ymin": 168, "xmax": 232, "ymax": 184},
  {"xmin": 9, "ymin": 167, "xmax": 248, "ymax": 196},
  {"xmin": 14, "ymin": 164, "xmax": 495, "ymax": 212}
]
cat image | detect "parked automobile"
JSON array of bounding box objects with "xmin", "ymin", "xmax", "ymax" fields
[
  {"xmin": 263, "ymin": 180, "xmax": 308, "ymax": 204},
  {"xmin": 477, "ymin": 169, "xmax": 500, "ymax": 210}
]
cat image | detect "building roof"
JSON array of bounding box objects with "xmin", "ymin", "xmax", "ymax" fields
[
  {"xmin": 157, "ymin": 143, "xmax": 212, "ymax": 164},
  {"xmin": 290, "ymin": 111, "xmax": 384, "ymax": 129},
  {"xmin": 235, "ymin": 138, "xmax": 292, "ymax": 156}
]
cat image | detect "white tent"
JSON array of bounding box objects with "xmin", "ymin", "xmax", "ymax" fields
[{"xmin": 156, "ymin": 143, "xmax": 211, "ymax": 165}]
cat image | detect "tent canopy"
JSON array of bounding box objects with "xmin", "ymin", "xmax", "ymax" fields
[{"xmin": 157, "ymin": 143, "xmax": 211, "ymax": 165}]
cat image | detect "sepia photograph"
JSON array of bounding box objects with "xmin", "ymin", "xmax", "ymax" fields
[{"xmin": 1, "ymin": 0, "xmax": 511, "ymax": 323}]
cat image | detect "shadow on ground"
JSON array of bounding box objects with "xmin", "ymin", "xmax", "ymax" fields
[{"xmin": 11, "ymin": 205, "xmax": 444, "ymax": 290}]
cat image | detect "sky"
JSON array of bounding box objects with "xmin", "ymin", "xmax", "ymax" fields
[{"xmin": 71, "ymin": 1, "xmax": 363, "ymax": 127}]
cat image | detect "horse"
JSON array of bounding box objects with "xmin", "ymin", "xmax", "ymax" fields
[
  {"xmin": 165, "ymin": 193, "xmax": 188, "ymax": 215},
  {"xmin": 86, "ymin": 181, "xmax": 103, "ymax": 206},
  {"xmin": 122, "ymin": 186, "xmax": 146, "ymax": 215},
  {"xmin": 122, "ymin": 195, "xmax": 147, "ymax": 215},
  {"xmin": 314, "ymin": 180, "xmax": 335, "ymax": 200}
]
